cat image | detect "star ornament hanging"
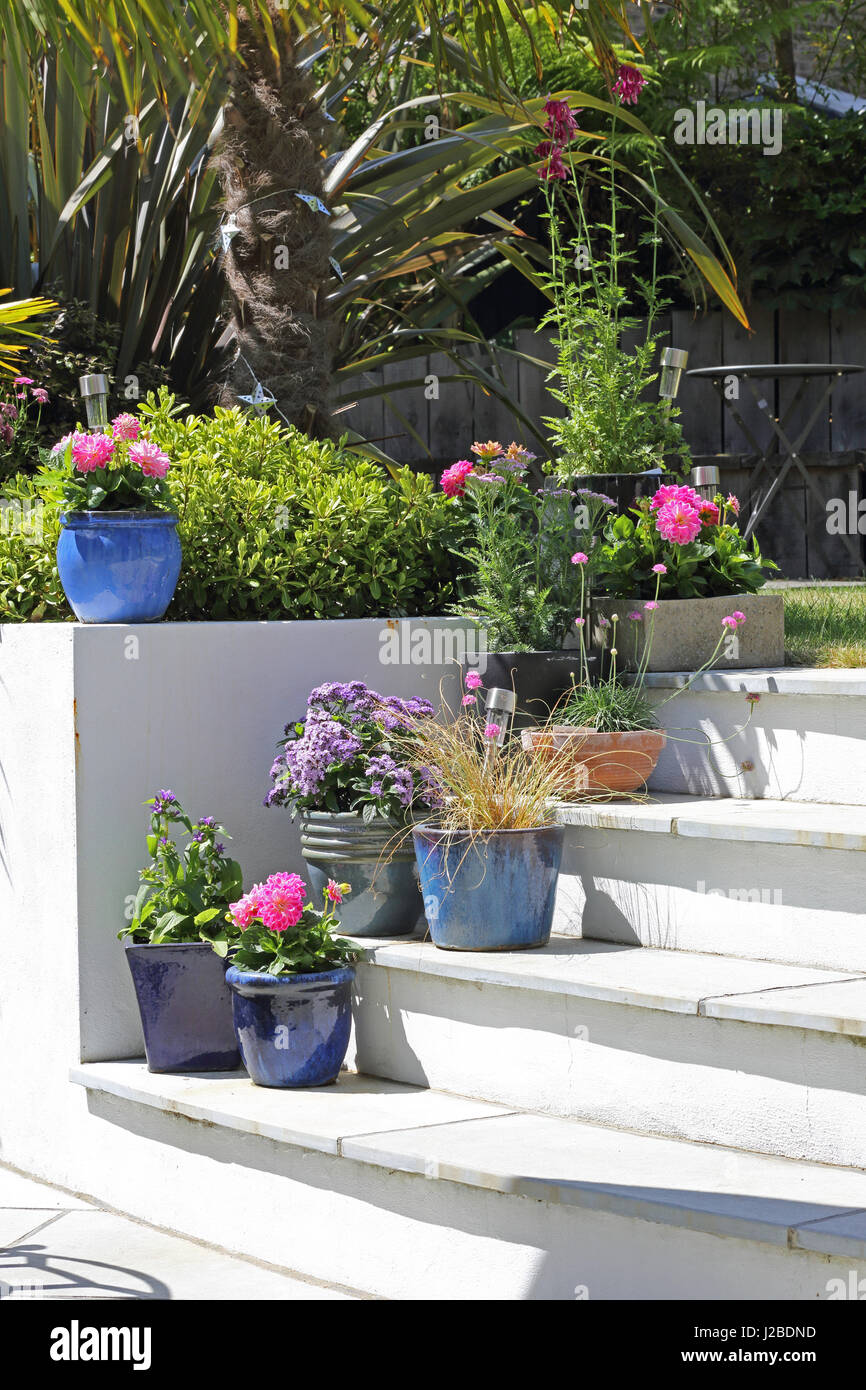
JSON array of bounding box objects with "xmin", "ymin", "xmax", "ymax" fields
[
  {"xmin": 219, "ymin": 213, "xmax": 241, "ymax": 254},
  {"xmin": 238, "ymin": 381, "xmax": 277, "ymax": 414},
  {"xmin": 295, "ymin": 192, "xmax": 331, "ymax": 216}
]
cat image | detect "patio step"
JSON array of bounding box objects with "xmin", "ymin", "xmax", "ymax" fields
[
  {"xmin": 70, "ymin": 1060, "xmax": 866, "ymax": 1301},
  {"xmin": 347, "ymin": 935, "xmax": 866, "ymax": 1170},
  {"xmin": 642, "ymin": 667, "xmax": 866, "ymax": 804},
  {"xmin": 554, "ymin": 794, "xmax": 866, "ymax": 973}
]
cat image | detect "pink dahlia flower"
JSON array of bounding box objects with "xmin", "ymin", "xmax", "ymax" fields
[
  {"xmin": 441, "ymin": 459, "xmax": 474, "ymax": 498},
  {"xmin": 111, "ymin": 413, "xmax": 142, "ymax": 441},
  {"xmin": 72, "ymin": 432, "xmax": 115, "ymax": 473},
  {"xmin": 229, "ymin": 887, "xmax": 263, "ymax": 931},
  {"xmin": 727, "ymin": 494, "xmax": 740, "ymax": 515},
  {"xmin": 129, "ymin": 439, "xmax": 171, "ymax": 478},
  {"xmin": 656, "ymin": 501, "xmax": 702, "ymax": 545},
  {"xmin": 650, "ymin": 483, "xmax": 702, "ymax": 512},
  {"xmin": 325, "ymin": 880, "xmax": 343, "ymax": 904},
  {"xmin": 699, "ymin": 500, "xmax": 720, "ymax": 525},
  {"xmin": 258, "ymin": 871, "xmax": 307, "ymax": 934}
]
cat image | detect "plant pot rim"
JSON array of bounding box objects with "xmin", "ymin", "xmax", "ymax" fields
[
  {"xmin": 413, "ymin": 821, "xmax": 561, "ymax": 837},
  {"xmin": 60, "ymin": 509, "xmax": 179, "ymax": 524},
  {"xmin": 225, "ymin": 965, "xmax": 355, "ymax": 986},
  {"xmin": 302, "ymin": 809, "xmax": 404, "ymax": 824},
  {"xmin": 123, "ymin": 938, "xmax": 219, "ymax": 951}
]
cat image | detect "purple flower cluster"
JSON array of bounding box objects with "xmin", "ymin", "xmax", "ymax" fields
[
  {"xmin": 266, "ymin": 681, "xmax": 434, "ymax": 817},
  {"xmin": 152, "ymin": 789, "xmax": 178, "ymax": 816}
]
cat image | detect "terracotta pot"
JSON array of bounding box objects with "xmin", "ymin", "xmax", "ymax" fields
[{"xmin": 521, "ymin": 725, "xmax": 666, "ymax": 796}]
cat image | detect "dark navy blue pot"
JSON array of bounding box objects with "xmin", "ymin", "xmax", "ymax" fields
[
  {"xmin": 413, "ymin": 823, "xmax": 564, "ymax": 951},
  {"xmin": 125, "ymin": 942, "xmax": 240, "ymax": 1073},
  {"xmin": 57, "ymin": 510, "xmax": 181, "ymax": 623},
  {"xmin": 226, "ymin": 966, "xmax": 355, "ymax": 1088}
]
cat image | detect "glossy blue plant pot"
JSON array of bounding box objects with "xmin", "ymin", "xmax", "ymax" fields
[
  {"xmin": 57, "ymin": 510, "xmax": 182, "ymax": 623},
  {"xmin": 413, "ymin": 823, "xmax": 564, "ymax": 952},
  {"xmin": 125, "ymin": 942, "xmax": 240, "ymax": 1073},
  {"xmin": 301, "ymin": 812, "xmax": 422, "ymax": 937},
  {"xmin": 226, "ymin": 966, "xmax": 355, "ymax": 1088}
]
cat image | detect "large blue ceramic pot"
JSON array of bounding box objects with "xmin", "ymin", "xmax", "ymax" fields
[
  {"xmin": 300, "ymin": 812, "xmax": 422, "ymax": 937},
  {"xmin": 226, "ymin": 966, "xmax": 355, "ymax": 1088},
  {"xmin": 413, "ymin": 823, "xmax": 564, "ymax": 952},
  {"xmin": 57, "ymin": 510, "xmax": 181, "ymax": 622},
  {"xmin": 125, "ymin": 942, "xmax": 240, "ymax": 1073}
]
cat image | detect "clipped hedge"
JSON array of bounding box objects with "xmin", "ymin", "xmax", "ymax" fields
[{"xmin": 0, "ymin": 392, "xmax": 463, "ymax": 622}]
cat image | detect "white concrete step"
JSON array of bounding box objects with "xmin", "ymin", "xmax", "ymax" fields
[
  {"xmin": 555, "ymin": 794, "xmax": 866, "ymax": 972},
  {"xmin": 643, "ymin": 667, "xmax": 866, "ymax": 804},
  {"xmin": 348, "ymin": 935, "xmax": 866, "ymax": 1169},
  {"xmin": 71, "ymin": 1060, "xmax": 866, "ymax": 1300}
]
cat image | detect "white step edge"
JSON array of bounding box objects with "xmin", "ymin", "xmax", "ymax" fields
[
  {"xmin": 556, "ymin": 793, "xmax": 866, "ymax": 850},
  {"xmin": 640, "ymin": 667, "xmax": 866, "ymax": 697},
  {"xmin": 70, "ymin": 1060, "xmax": 866, "ymax": 1261},
  {"xmin": 352, "ymin": 935, "xmax": 866, "ymax": 1039}
]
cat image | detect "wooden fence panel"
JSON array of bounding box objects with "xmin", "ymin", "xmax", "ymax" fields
[
  {"xmin": 830, "ymin": 312, "xmax": 866, "ymax": 451},
  {"xmin": 671, "ymin": 308, "xmax": 723, "ymax": 454},
  {"xmin": 778, "ymin": 308, "xmax": 832, "ymax": 453}
]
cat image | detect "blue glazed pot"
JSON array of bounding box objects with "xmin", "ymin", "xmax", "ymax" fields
[
  {"xmin": 413, "ymin": 823, "xmax": 564, "ymax": 952},
  {"xmin": 57, "ymin": 510, "xmax": 182, "ymax": 623},
  {"xmin": 226, "ymin": 966, "xmax": 355, "ymax": 1088},
  {"xmin": 125, "ymin": 942, "xmax": 240, "ymax": 1073},
  {"xmin": 301, "ymin": 812, "xmax": 422, "ymax": 938}
]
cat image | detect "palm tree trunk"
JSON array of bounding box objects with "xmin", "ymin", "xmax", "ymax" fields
[{"xmin": 214, "ymin": 8, "xmax": 333, "ymax": 435}]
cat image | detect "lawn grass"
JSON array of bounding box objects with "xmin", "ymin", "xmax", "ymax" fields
[{"xmin": 774, "ymin": 583, "xmax": 866, "ymax": 667}]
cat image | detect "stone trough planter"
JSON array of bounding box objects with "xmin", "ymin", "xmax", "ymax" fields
[{"xmin": 590, "ymin": 592, "xmax": 784, "ymax": 672}]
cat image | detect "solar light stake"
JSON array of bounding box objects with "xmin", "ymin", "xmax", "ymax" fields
[
  {"xmin": 484, "ymin": 687, "xmax": 517, "ymax": 749},
  {"xmin": 690, "ymin": 464, "xmax": 721, "ymax": 500},
  {"xmin": 78, "ymin": 374, "xmax": 109, "ymax": 432},
  {"xmin": 659, "ymin": 347, "xmax": 689, "ymax": 401}
]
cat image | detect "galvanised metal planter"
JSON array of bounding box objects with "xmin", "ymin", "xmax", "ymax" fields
[
  {"xmin": 57, "ymin": 510, "xmax": 181, "ymax": 623},
  {"xmin": 300, "ymin": 811, "xmax": 422, "ymax": 938},
  {"xmin": 124, "ymin": 941, "xmax": 240, "ymax": 1074},
  {"xmin": 412, "ymin": 823, "xmax": 564, "ymax": 952},
  {"xmin": 225, "ymin": 966, "xmax": 355, "ymax": 1088}
]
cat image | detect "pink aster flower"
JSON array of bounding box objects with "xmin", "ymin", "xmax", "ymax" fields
[
  {"xmin": 652, "ymin": 563, "xmax": 667, "ymax": 575},
  {"xmin": 461, "ymin": 694, "xmax": 476, "ymax": 706},
  {"xmin": 544, "ymin": 98, "xmax": 580, "ymax": 142},
  {"xmin": 12, "ymin": 376, "xmax": 33, "ymax": 387},
  {"xmin": 534, "ymin": 140, "xmax": 567, "ymax": 181},
  {"xmin": 258, "ymin": 871, "xmax": 307, "ymax": 933},
  {"xmin": 111, "ymin": 413, "xmax": 141, "ymax": 441},
  {"xmin": 129, "ymin": 439, "xmax": 171, "ymax": 478},
  {"xmin": 441, "ymin": 459, "xmax": 474, "ymax": 498},
  {"xmin": 465, "ymin": 670, "xmax": 483, "ymax": 690},
  {"xmin": 72, "ymin": 432, "xmax": 116, "ymax": 473},
  {"xmin": 32, "ymin": 388, "xmax": 49, "ymax": 404},
  {"xmin": 325, "ymin": 880, "xmax": 343, "ymax": 904},
  {"xmin": 571, "ymin": 551, "xmax": 589, "ymax": 565},
  {"xmin": 644, "ymin": 600, "xmax": 659, "ymax": 612},
  {"xmin": 483, "ymin": 723, "xmax": 500, "ymax": 739},
  {"xmin": 612, "ymin": 64, "xmax": 648, "ymax": 105},
  {"xmin": 656, "ymin": 501, "xmax": 702, "ymax": 545}
]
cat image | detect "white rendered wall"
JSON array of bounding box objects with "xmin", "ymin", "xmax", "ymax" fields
[{"xmin": 0, "ymin": 618, "xmax": 472, "ymax": 1179}]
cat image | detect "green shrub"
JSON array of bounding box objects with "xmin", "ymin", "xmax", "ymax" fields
[{"xmin": 0, "ymin": 391, "xmax": 463, "ymax": 622}]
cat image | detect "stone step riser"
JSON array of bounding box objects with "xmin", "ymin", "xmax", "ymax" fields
[
  {"xmin": 67, "ymin": 1074, "xmax": 866, "ymax": 1301},
  {"xmin": 349, "ymin": 961, "xmax": 866, "ymax": 1170},
  {"xmin": 555, "ymin": 824, "xmax": 866, "ymax": 972},
  {"xmin": 646, "ymin": 684, "xmax": 866, "ymax": 805}
]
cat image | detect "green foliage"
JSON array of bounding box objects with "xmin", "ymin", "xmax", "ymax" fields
[
  {"xmin": 558, "ymin": 677, "xmax": 659, "ymax": 733},
  {"xmin": 229, "ymin": 892, "xmax": 360, "ymax": 977},
  {"xmin": 118, "ymin": 794, "xmax": 243, "ymax": 952},
  {"xmin": 0, "ymin": 391, "xmax": 463, "ymax": 622},
  {"xmin": 595, "ymin": 498, "xmax": 775, "ymax": 600}
]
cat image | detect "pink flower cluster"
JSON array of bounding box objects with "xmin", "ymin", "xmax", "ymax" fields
[
  {"xmin": 612, "ymin": 65, "xmax": 648, "ymax": 106},
  {"xmin": 650, "ymin": 484, "xmax": 733, "ymax": 547},
  {"xmin": 440, "ymin": 441, "xmax": 537, "ymax": 498},
  {"xmin": 441, "ymin": 459, "xmax": 474, "ymax": 499},
  {"xmin": 229, "ymin": 872, "xmax": 308, "ymax": 935},
  {"xmin": 534, "ymin": 97, "xmax": 581, "ymax": 182},
  {"xmin": 50, "ymin": 414, "xmax": 170, "ymax": 479}
]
